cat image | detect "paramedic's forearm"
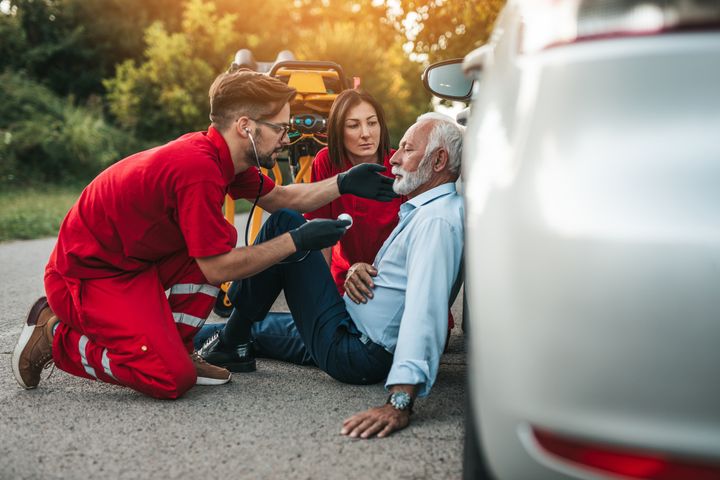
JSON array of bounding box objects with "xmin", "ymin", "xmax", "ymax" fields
[
  {"xmin": 257, "ymin": 178, "xmax": 340, "ymax": 213},
  {"xmin": 196, "ymin": 233, "xmax": 296, "ymax": 284}
]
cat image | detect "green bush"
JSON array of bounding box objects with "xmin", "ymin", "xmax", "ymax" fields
[{"xmin": 0, "ymin": 71, "xmax": 143, "ymax": 186}]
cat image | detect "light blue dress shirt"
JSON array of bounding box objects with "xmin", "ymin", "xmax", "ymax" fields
[{"xmin": 344, "ymin": 182, "xmax": 464, "ymax": 397}]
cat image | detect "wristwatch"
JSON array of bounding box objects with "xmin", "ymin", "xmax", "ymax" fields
[{"xmin": 387, "ymin": 391, "xmax": 414, "ymax": 414}]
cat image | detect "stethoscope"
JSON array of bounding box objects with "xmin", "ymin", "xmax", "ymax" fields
[
  {"xmin": 243, "ymin": 127, "xmax": 265, "ymax": 248},
  {"xmin": 243, "ymin": 126, "xmax": 311, "ymax": 264}
]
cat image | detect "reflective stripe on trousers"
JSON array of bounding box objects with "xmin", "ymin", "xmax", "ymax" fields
[
  {"xmin": 172, "ymin": 312, "xmax": 205, "ymax": 329},
  {"xmin": 169, "ymin": 283, "xmax": 219, "ymax": 297},
  {"xmin": 101, "ymin": 348, "xmax": 116, "ymax": 380},
  {"xmin": 78, "ymin": 335, "xmax": 97, "ymax": 379},
  {"xmin": 79, "ymin": 335, "xmax": 116, "ymax": 380}
]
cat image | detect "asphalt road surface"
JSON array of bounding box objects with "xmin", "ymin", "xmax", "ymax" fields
[{"xmin": 0, "ymin": 218, "xmax": 466, "ymax": 479}]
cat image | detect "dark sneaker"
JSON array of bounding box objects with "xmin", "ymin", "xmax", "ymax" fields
[
  {"xmin": 191, "ymin": 352, "xmax": 231, "ymax": 385},
  {"xmin": 12, "ymin": 297, "xmax": 58, "ymax": 389},
  {"xmin": 198, "ymin": 331, "xmax": 256, "ymax": 373}
]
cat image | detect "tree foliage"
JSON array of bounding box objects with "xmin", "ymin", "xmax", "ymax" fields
[
  {"xmin": 0, "ymin": 0, "xmax": 183, "ymax": 98},
  {"xmin": 0, "ymin": 0, "xmax": 88, "ymax": 95},
  {"xmin": 103, "ymin": 0, "xmax": 240, "ymax": 141},
  {"xmin": 0, "ymin": 71, "xmax": 141, "ymax": 185},
  {"xmin": 393, "ymin": 0, "xmax": 505, "ymax": 62},
  {"xmin": 1, "ymin": 0, "xmax": 492, "ymax": 182},
  {"xmin": 104, "ymin": 0, "xmax": 430, "ymax": 143},
  {"xmin": 294, "ymin": 19, "xmax": 427, "ymax": 144}
]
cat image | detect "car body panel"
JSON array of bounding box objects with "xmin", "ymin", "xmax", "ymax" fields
[{"xmin": 463, "ymin": 4, "xmax": 720, "ymax": 478}]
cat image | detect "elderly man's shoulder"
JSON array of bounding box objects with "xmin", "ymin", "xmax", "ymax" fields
[
  {"xmin": 412, "ymin": 185, "xmax": 464, "ymax": 240},
  {"xmin": 420, "ymin": 184, "xmax": 464, "ymax": 220}
]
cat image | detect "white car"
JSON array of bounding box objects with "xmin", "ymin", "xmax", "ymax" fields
[{"xmin": 424, "ymin": 1, "xmax": 720, "ymax": 478}]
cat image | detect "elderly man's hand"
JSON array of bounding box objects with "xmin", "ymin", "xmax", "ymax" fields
[
  {"xmin": 344, "ymin": 262, "xmax": 377, "ymax": 304},
  {"xmin": 340, "ymin": 404, "xmax": 410, "ymax": 439}
]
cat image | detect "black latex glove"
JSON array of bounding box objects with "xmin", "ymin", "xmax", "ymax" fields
[
  {"xmin": 337, "ymin": 163, "xmax": 399, "ymax": 201},
  {"xmin": 289, "ymin": 219, "xmax": 351, "ymax": 251}
]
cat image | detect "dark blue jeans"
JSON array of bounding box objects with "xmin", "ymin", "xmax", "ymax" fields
[
  {"xmin": 194, "ymin": 314, "xmax": 315, "ymax": 366},
  {"xmin": 220, "ymin": 209, "xmax": 392, "ymax": 385}
]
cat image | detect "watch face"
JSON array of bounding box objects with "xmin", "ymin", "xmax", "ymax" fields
[{"xmin": 391, "ymin": 392, "xmax": 411, "ymax": 410}]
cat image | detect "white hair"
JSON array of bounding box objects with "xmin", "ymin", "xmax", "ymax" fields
[{"xmin": 416, "ymin": 112, "xmax": 464, "ymax": 175}]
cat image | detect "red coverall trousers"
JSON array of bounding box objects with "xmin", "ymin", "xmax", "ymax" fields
[{"xmin": 44, "ymin": 250, "xmax": 218, "ymax": 399}]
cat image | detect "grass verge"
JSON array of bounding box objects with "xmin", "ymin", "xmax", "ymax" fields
[
  {"xmin": 0, "ymin": 185, "xmax": 254, "ymax": 243},
  {"xmin": 0, "ymin": 185, "xmax": 82, "ymax": 242}
]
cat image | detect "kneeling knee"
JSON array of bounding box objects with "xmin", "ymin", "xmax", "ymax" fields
[
  {"xmin": 149, "ymin": 361, "xmax": 196, "ymax": 400},
  {"xmin": 268, "ymin": 209, "xmax": 305, "ymax": 233}
]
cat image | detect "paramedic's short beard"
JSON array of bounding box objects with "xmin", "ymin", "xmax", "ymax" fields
[
  {"xmin": 256, "ymin": 152, "xmax": 277, "ymax": 169},
  {"xmin": 246, "ymin": 128, "xmax": 280, "ymax": 169},
  {"xmin": 392, "ymin": 150, "xmax": 434, "ymax": 195}
]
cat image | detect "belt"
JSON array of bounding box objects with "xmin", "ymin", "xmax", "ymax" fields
[
  {"xmin": 358, "ymin": 332, "xmax": 393, "ymax": 355},
  {"xmin": 348, "ymin": 319, "xmax": 393, "ymax": 355}
]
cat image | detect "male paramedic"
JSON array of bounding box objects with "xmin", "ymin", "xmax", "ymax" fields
[
  {"xmin": 11, "ymin": 68, "xmax": 397, "ymax": 400},
  {"xmin": 199, "ymin": 113, "xmax": 464, "ymax": 438}
]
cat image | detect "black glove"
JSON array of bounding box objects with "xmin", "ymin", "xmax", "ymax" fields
[
  {"xmin": 337, "ymin": 163, "xmax": 399, "ymax": 201},
  {"xmin": 289, "ymin": 219, "xmax": 351, "ymax": 251}
]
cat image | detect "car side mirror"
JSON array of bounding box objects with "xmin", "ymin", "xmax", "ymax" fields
[{"xmin": 422, "ymin": 59, "xmax": 474, "ymax": 102}]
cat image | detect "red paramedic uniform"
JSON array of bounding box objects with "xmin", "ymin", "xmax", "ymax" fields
[
  {"xmin": 305, "ymin": 147, "xmax": 402, "ymax": 294},
  {"xmin": 44, "ymin": 126, "xmax": 274, "ymax": 399}
]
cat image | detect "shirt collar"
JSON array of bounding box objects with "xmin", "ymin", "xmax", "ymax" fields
[
  {"xmin": 398, "ymin": 182, "xmax": 456, "ymax": 220},
  {"xmin": 406, "ymin": 182, "xmax": 457, "ymax": 209},
  {"xmin": 206, "ymin": 126, "xmax": 235, "ymax": 185}
]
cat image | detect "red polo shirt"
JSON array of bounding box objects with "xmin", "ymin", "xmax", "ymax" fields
[
  {"xmin": 51, "ymin": 126, "xmax": 275, "ymax": 279},
  {"xmin": 305, "ymin": 147, "xmax": 403, "ymax": 294}
]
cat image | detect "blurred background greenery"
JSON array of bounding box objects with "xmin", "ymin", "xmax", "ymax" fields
[{"xmin": 0, "ymin": 0, "xmax": 502, "ymax": 240}]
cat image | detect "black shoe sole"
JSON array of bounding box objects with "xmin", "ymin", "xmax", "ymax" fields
[
  {"xmin": 201, "ymin": 351, "xmax": 256, "ymax": 373},
  {"xmin": 224, "ymin": 359, "xmax": 256, "ymax": 373}
]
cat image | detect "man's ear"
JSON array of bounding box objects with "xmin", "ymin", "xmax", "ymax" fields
[
  {"xmin": 433, "ymin": 149, "xmax": 449, "ymax": 172},
  {"xmin": 236, "ymin": 117, "xmax": 252, "ymax": 138}
]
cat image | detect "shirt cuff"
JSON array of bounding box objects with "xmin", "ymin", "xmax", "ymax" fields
[{"xmin": 385, "ymin": 359, "xmax": 432, "ymax": 398}]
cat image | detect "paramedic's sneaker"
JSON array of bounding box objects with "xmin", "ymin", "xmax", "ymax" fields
[
  {"xmin": 198, "ymin": 331, "xmax": 256, "ymax": 373},
  {"xmin": 191, "ymin": 352, "xmax": 231, "ymax": 385},
  {"xmin": 12, "ymin": 297, "xmax": 58, "ymax": 389}
]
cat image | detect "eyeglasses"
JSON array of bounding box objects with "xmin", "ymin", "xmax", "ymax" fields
[{"xmin": 252, "ymin": 118, "xmax": 291, "ymax": 137}]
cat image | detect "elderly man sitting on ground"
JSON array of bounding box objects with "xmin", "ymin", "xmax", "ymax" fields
[{"xmin": 200, "ymin": 112, "xmax": 464, "ymax": 438}]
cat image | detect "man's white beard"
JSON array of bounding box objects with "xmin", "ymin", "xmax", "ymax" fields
[{"xmin": 392, "ymin": 154, "xmax": 433, "ymax": 195}]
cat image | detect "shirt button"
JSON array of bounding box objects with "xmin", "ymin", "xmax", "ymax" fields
[{"xmin": 141, "ymin": 345, "xmax": 148, "ymax": 352}]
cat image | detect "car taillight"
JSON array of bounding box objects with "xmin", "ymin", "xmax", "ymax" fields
[
  {"xmin": 520, "ymin": 0, "xmax": 720, "ymax": 53},
  {"xmin": 532, "ymin": 426, "xmax": 720, "ymax": 480}
]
